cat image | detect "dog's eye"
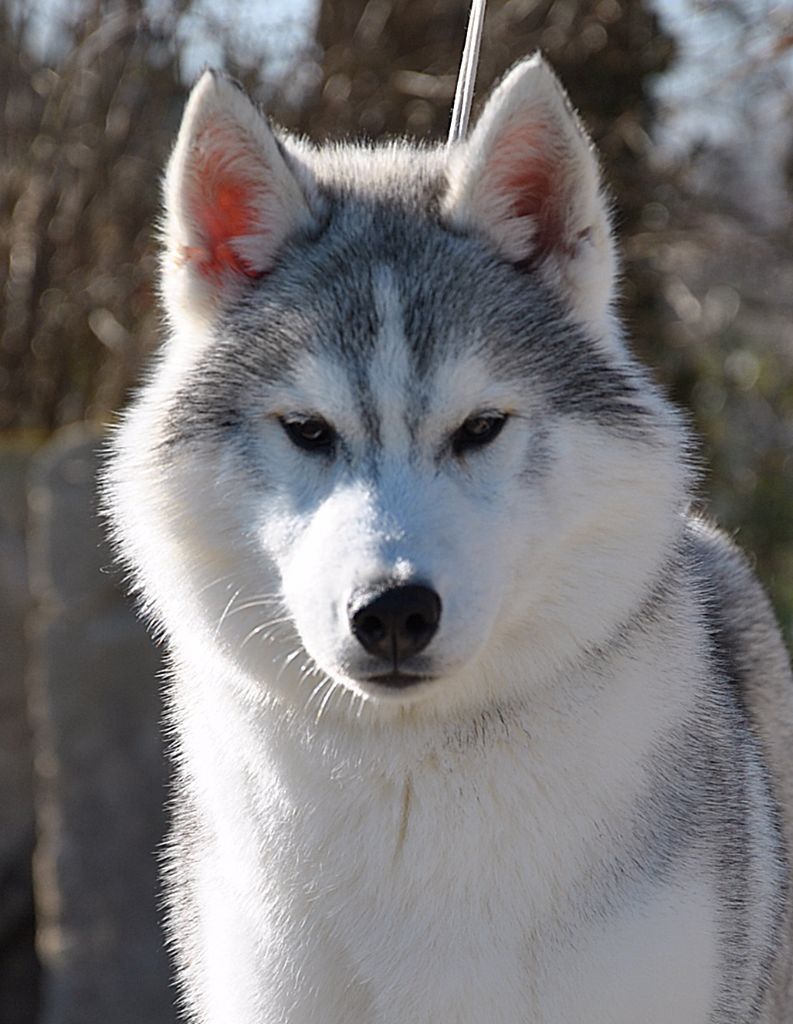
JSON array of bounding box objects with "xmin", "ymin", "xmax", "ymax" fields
[
  {"xmin": 452, "ymin": 413, "xmax": 507, "ymax": 455},
  {"xmin": 280, "ymin": 416, "xmax": 336, "ymax": 454}
]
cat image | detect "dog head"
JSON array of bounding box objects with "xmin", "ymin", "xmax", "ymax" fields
[{"xmin": 107, "ymin": 58, "xmax": 688, "ymax": 717}]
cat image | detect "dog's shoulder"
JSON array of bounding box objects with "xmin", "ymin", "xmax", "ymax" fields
[
  {"xmin": 683, "ymin": 517, "xmax": 791, "ymax": 694},
  {"xmin": 685, "ymin": 516, "xmax": 793, "ymax": 1016}
]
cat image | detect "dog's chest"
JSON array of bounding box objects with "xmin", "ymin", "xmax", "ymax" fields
[{"xmin": 200, "ymin": 722, "xmax": 716, "ymax": 1024}]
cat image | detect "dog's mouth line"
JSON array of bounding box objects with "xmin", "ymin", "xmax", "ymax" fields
[{"xmin": 360, "ymin": 672, "xmax": 437, "ymax": 689}]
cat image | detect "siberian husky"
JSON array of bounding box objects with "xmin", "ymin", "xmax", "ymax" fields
[{"xmin": 105, "ymin": 55, "xmax": 793, "ymax": 1022}]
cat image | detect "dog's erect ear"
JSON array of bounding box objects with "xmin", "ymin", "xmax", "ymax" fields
[
  {"xmin": 162, "ymin": 71, "xmax": 314, "ymax": 322},
  {"xmin": 443, "ymin": 55, "xmax": 616, "ymax": 332}
]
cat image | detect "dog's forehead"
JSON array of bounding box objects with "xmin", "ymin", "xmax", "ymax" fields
[
  {"xmin": 224, "ymin": 194, "xmax": 551, "ymax": 381},
  {"xmin": 209, "ymin": 197, "xmax": 643, "ymax": 440},
  {"xmin": 281, "ymin": 255, "xmax": 503, "ymax": 434}
]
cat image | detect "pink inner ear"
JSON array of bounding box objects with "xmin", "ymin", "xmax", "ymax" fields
[
  {"xmin": 489, "ymin": 123, "xmax": 567, "ymax": 260},
  {"xmin": 186, "ymin": 124, "xmax": 268, "ymax": 281}
]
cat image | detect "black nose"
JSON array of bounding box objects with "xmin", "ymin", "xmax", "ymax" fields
[{"xmin": 350, "ymin": 584, "xmax": 441, "ymax": 663}]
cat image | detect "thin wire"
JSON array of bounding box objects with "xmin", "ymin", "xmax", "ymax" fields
[{"xmin": 447, "ymin": 0, "xmax": 488, "ymax": 146}]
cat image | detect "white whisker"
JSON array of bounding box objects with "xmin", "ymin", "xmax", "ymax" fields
[
  {"xmin": 314, "ymin": 678, "xmax": 340, "ymax": 724},
  {"xmin": 227, "ymin": 595, "xmax": 285, "ymax": 616},
  {"xmin": 304, "ymin": 675, "xmax": 332, "ymax": 716},
  {"xmin": 215, "ymin": 585, "xmax": 244, "ymax": 637},
  {"xmin": 240, "ymin": 617, "xmax": 290, "ymax": 650},
  {"xmin": 195, "ymin": 572, "xmax": 236, "ymax": 599},
  {"xmin": 272, "ymin": 646, "xmax": 304, "ymax": 689}
]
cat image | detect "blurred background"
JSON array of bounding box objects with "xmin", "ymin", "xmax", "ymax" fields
[{"xmin": 0, "ymin": 0, "xmax": 791, "ymax": 1021}]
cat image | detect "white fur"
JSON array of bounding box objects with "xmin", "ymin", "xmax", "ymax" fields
[
  {"xmin": 105, "ymin": 57, "xmax": 787, "ymax": 1024},
  {"xmin": 167, "ymin": 582, "xmax": 717, "ymax": 1023},
  {"xmin": 109, "ymin": 292, "xmax": 710, "ymax": 1024}
]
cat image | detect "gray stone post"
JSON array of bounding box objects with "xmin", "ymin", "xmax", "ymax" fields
[{"xmin": 26, "ymin": 427, "xmax": 176, "ymax": 1024}]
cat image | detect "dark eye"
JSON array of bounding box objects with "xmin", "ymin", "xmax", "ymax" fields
[
  {"xmin": 280, "ymin": 416, "xmax": 336, "ymax": 454},
  {"xmin": 451, "ymin": 413, "xmax": 507, "ymax": 456}
]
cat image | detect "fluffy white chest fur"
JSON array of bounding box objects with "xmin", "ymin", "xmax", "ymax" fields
[{"xmin": 175, "ymin": 620, "xmax": 720, "ymax": 1024}]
